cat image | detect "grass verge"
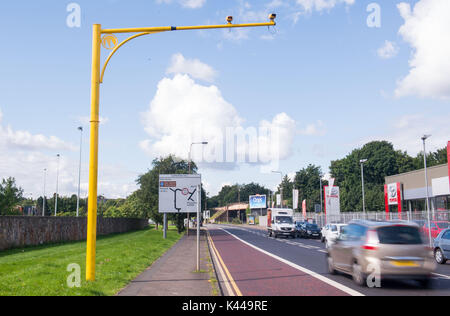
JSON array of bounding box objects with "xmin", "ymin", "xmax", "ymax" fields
[{"xmin": 0, "ymin": 226, "xmax": 182, "ymax": 296}]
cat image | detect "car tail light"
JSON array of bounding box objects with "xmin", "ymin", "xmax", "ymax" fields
[{"xmin": 362, "ymin": 230, "xmax": 379, "ymax": 251}]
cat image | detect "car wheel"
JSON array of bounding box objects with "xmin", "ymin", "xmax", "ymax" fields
[
  {"xmin": 268, "ymin": 231, "xmax": 272, "ymax": 237},
  {"xmin": 274, "ymin": 233, "xmax": 278, "ymax": 239},
  {"xmin": 352, "ymin": 262, "xmax": 366, "ymax": 287},
  {"xmin": 321, "ymin": 236, "xmax": 325, "ymax": 243},
  {"xmin": 327, "ymin": 255, "xmax": 337, "ymax": 275},
  {"xmin": 435, "ymin": 249, "xmax": 447, "ymax": 264}
]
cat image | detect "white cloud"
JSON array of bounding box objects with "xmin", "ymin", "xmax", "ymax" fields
[
  {"xmin": 361, "ymin": 113, "xmax": 450, "ymax": 156},
  {"xmin": 0, "ymin": 108, "xmax": 136, "ymax": 199},
  {"xmin": 298, "ymin": 120, "xmax": 326, "ymax": 136},
  {"xmin": 166, "ymin": 53, "xmax": 217, "ymax": 83},
  {"xmin": 395, "ymin": 0, "xmax": 450, "ymax": 99},
  {"xmin": 156, "ymin": 0, "xmax": 206, "ymax": 9},
  {"xmin": 180, "ymin": 0, "xmax": 206, "ymax": 9},
  {"xmin": 377, "ymin": 40, "xmax": 399, "ymax": 59},
  {"xmin": 295, "ymin": 0, "xmax": 355, "ymax": 13},
  {"xmin": 140, "ymin": 74, "xmax": 297, "ymax": 167},
  {"xmin": 0, "ymin": 113, "xmax": 76, "ymax": 152}
]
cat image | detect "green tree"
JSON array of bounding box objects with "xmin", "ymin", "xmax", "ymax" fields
[
  {"xmin": 330, "ymin": 141, "xmax": 414, "ymax": 212},
  {"xmin": 0, "ymin": 177, "xmax": 24, "ymax": 215},
  {"xmin": 293, "ymin": 165, "xmax": 327, "ymax": 212}
]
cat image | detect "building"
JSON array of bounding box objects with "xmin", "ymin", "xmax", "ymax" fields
[{"xmin": 385, "ymin": 143, "xmax": 450, "ymax": 214}]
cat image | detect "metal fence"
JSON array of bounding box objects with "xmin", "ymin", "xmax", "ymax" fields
[{"xmin": 294, "ymin": 210, "xmax": 450, "ymax": 229}]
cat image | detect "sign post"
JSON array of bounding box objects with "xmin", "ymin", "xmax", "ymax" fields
[{"xmin": 197, "ymin": 184, "xmax": 201, "ymax": 272}]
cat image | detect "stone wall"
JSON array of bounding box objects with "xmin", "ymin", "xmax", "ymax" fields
[{"xmin": 0, "ymin": 216, "xmax": 148, "ymax": 251}]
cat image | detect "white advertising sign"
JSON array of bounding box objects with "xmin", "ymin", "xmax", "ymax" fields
[
  {"xmin": 325, "ymin": 186, "xmax": 340, "ymax": 217},
  {"xmin": 159, "ymin": 174, "xmax": 201, "ymax": 213}
]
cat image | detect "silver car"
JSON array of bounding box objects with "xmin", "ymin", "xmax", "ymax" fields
[{"xmin": 326, "ymin": 220, "xmax": 436, "ymax": 287}]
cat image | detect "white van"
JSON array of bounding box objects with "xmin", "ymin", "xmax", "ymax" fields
[{"xmin": 267, "ymin": 208, "xmax": 296, "ymax": 238}]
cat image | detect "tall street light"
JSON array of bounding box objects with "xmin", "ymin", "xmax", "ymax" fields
[
  {"xmin": 85, "ymin": 16, "xmax": 277, "ymax": 281},
  {"xmin": 55, "ymin": 154, "xmax": 60, "ymax": 217},
  {"xmin": 422, "ymin": 135, "xmax": 432, "ymax": 247},
  {"xmin": 272, "ymin": 171, "xmax": 283, "ymax": 208},
  {"xmin": 360, "ymin": 159, "xmax": 368, "ymax": 216},
  {"xmin": 77, "ymin": 127, "xmax": 83, "ymax": 217},
  {"xmin": 187, "ymin": 141, "xmax": 208, "ymax": 236},
  {"xmin": 43, "ymin": 168, "xmax": 47, "ymax": 217}
]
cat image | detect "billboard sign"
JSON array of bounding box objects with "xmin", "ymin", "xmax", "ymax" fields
[
  {"xmin": 159, "ymin": 174, "xmax": 201, "ymax": 213},
  {"xmin": 249, "ymin": 195, "xmax": 267, "ymax": 209}
]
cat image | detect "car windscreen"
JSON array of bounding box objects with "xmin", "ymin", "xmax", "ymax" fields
[
  {"xmin": 276, "ymin": 216, "xmax": 292, "ymax": 224},
  {"xmin": 437, "ymin": 222, "xmax": 450, "ymax": 229},
  {"xmin": 306, "ymin": 224, "xmax": 318, "ymax": 230},
  {"xmin": 376, "ymin": 226, "xmax": 422, "ymax": 245},
  {"xmin": 331, "ymin": 225, "xmax": 337, "ymax": 232}
]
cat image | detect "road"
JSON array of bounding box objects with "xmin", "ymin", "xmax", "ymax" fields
[{"xmin": 207, "ymin": 224, "xmax": 450, "ymax": 296}]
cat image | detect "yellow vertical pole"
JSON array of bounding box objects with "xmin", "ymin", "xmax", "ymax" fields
[{"xmin": 86, "ymin": 24, "xmax": 102, "ymax": 281}]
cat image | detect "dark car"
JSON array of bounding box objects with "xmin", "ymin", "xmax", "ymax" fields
[
  {"xmin": 297, "ymin": 223, "xmax": 321, "ymax": 239},
  {"xmin": 433, "ymin": 228, "xmax": 450, "ymax": 264}
]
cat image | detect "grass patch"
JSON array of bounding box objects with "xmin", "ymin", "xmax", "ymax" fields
[{"xmin": 0, "ymin": 226, "xmax": 182, "ymax": 296}]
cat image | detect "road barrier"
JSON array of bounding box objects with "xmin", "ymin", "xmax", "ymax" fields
[
  {"xmin": 0, "ymin": 216, "xmax": 148, "ymax": 251},
  {"xmin": 294, "ymin": 210, "xmax": 450, "ymax": 228}
]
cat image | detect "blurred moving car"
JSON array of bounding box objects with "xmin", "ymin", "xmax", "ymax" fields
[
  {"xmin": 433, "ymin": 228, "xmax": 450, "ymax": 264},
  {"xmin": 321, "ymin": 224, "xmax": 347, "ymax": 248},
  {"xmin": 422, "ymin": 221, "xmax": 450, "ymax": 239},
  {"xmin": 297, "ymin": 222, "xmax": 321, "ymax": 239},
  {"xmin": 326, "ymin": 220, "xmax": 436, "ymax": 287}
]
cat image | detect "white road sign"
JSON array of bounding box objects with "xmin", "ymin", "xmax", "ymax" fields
[{"xmin": 159, "ymin": 174, "xmax": 201, "ymax": 213}]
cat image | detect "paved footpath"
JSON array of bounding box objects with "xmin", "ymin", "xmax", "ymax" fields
[{"xmin": 118, "ymin": 229, "xmax": 214, "ymax": 296}]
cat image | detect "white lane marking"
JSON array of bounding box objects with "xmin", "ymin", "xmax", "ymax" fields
[
  {"xmin": 220, "ymin": 228, "xmax": 364, "ymax": 297},
  {"xmin": 432, "ymin": 273, "xmax": 450, "ymax": 280},
  {"xmin": 318, "ymin": 250, "xmax": 328, "ymax": 253}
]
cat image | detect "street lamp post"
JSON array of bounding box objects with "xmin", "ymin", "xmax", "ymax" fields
[
  {"xmin": 43, "ymin": 168, "xmax": 47, "ymax": 217},
  {"xmin": 77, "ymin": 127, "xmax": 83, "ymax": 217},
  {"xmin": 55, "ymin": 154, "xmax": 60, "ymax": 217},
  {"xmin": 85, "ymin": 16, "xmax": 277, "ymax": 281},
  {"xmin": 422, "ymin": 135, "xmax": 433, "ymax": 247},
  {"xmin": 360, "ymin": 159, "xmax": 368, "ymax": 217},
  {"xmin": 272, "ymin": 171, "xmax": 283, "ymax": 208},
  {"xmin": 187, "ymin": 142, "xmax": 208, "ymax": 236}
]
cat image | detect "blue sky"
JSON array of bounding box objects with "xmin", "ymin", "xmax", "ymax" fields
[{"xmin": 0, "ymin": 0, "xmax": 449, "ymax": 199}]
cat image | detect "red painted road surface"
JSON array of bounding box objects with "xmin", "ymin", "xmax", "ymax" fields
[{"xmin": 209, "ymin": 228, "xmax": 349, "ymax": 296}]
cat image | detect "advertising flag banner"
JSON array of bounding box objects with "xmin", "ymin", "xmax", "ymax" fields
[
  {"xmin": 293, "ymin": 189, "xmax": 299, "ymax": 210},
  {"xmin": 324, "ymin": 186, "xmax": 340, "ymax": 218},
  {"xmin": 302, "ymin": 199, "xmax": 307, "ymax": 219}
]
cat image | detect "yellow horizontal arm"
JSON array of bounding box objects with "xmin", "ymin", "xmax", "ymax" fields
[{"xmin": 101, "ymin": 21, "xmax": 275, "ymax": 34}]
